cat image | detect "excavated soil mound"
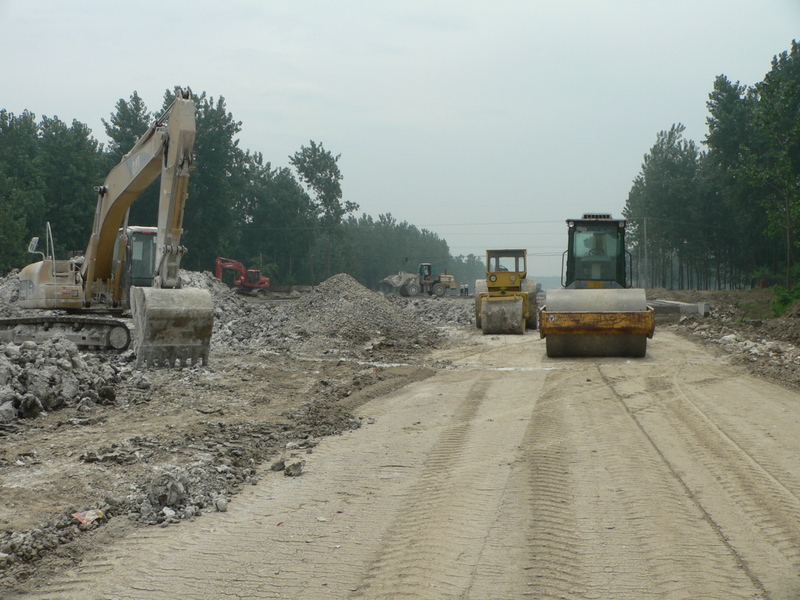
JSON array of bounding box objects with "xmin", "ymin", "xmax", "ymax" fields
[
  {"xmin": 212, "ymin": 273, "xmax": 446, "ymax": 356},
  {"xmin": 385, "ymin": 294, "xmax": 474, "ymax": 326}
]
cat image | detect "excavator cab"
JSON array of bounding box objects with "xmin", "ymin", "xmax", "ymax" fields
[{"xmin": 120, "ymin": 227, "xmax": 158, "ymax": 290}]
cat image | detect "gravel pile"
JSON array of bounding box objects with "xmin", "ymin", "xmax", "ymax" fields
[
  {"xmin": 0, "ymin": 270, "xmax": 463, "ymax": 428},
  {"xmin": 385, "ymin": 294, "xmax": 475, "ymax": 326},
  {"xmin": 212, "ymin": 273, "xmax": 444, "ymax": 356},
  {"xmin": 677, "ymin": 301, "xmax": 800, "ymax": 389},
  {"xmin": 0, "ymin": 270, "xmax": 22, "ymax": 318}
]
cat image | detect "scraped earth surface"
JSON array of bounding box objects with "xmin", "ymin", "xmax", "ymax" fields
[{"xmin": 3, "ymin": 277, "xmax": 800, "ymax": 598}]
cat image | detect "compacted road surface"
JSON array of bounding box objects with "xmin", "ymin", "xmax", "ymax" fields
[{"xmin": 13, "ymin": 331, "xmax": 800, "ymax": 599}]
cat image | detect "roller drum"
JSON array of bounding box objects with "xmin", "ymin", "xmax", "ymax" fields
[
  {"xmin": 481, "ymin": 298, "xmax": 524, "ymax": 335},
  {"xmin": 545, "ymin": 288, "xmax": 648, "ymax": 312},
  {"xmin": 541, "ymin": 288, "xmax": 652, "ymax": 358},
  {"xmin": 545, "ymin": 333, "xmax": 647, "ymax": 358}
]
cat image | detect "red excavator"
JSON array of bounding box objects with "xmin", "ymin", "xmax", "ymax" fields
[{"xmin": 214, "ymin": 257, "xmax": 271, "ymax": 295}]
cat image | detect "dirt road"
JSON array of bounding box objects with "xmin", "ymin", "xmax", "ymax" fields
[{"xmin": 10, "ymin": 329, "xmax": 800, "ymax": 599}]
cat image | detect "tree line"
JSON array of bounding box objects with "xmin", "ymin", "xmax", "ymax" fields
[
  {"xmin": 0, "ymin": 89, "xmax": 484, "ymax": 290},
  {"xmin": 624, "ymin": 40, "xmax": 800, "ymax": 291}
]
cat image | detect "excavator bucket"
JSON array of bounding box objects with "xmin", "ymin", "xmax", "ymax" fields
[
  {"xmin": 539, "ymin": 288, "xmax": 654, "ymax": 358},
  {"xmin": 130, "ymin": 287, "xmax": 214, "ymax": 368}
]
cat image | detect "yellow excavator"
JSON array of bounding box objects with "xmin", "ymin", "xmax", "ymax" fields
[
  {"xmin": 539, "ymin": 213, "xmax": 654, "ymax": 357},
  {"xmin": 475, "ymin": 249, "xmax": 538, "ymax": 334},
  {"xmin": 2, "ymin": 89, "xmax": 214, "ymax": 368}
]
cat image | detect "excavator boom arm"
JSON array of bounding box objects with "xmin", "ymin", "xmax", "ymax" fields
[{"xmin": 82, "ymin": 90, "xmax": 195, "ymax": 295}]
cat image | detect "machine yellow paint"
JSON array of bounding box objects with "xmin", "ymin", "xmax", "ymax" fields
[
  {"xmin": 3, "ymin": 90, "xmax": 213, "ymax": 367},
  {"xmin": 539, "ymin": 214, "xmax": 654, "ymax": 357},
  {"xmin": 475, "ymin": 249, "xmax": 537, "ymax": 335}
]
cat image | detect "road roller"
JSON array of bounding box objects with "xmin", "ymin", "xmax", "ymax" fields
[
  {"xmin": 475, "ymin": 249, "xmax": 538, "ymax": 334},
  {"xmin": 539, "ymin": 214, "xmax": 655, "ymax": 357}
]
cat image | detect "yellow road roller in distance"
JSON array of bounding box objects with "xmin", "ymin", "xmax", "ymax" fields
[{"xmin": 475, "ymin": 249, "xmax": 538, "ymax": 334}]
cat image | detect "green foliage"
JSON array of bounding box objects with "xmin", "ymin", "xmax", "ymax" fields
[
  {"xmin": 772, "ymin": 282, "xmax": 800, "ymax": 316},
  {"xmin": 0, "ymin": 109, "xmax": 43, "ymax": 271},
  {"xmin": 36, "ymin": 116, "xmax": 106, "ymax": 255},
  {"xmin": 338, "ymin": 213, "xmax": 454, "ymax": 288},
  {"xmin": 289, "ymin": 141, "xmax": 358, "ymax": 226}
]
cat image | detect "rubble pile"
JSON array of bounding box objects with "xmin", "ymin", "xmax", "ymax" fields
[
  {"xmin": 180, "ymin": 269, "xmax": 239, "ymax": 304},
  {"xmin": 0, "ymin": 420, "xmax": 311, "ymax": 571},
  {"xmin": 287, "ymin": 273, "xmax": 437, "ymax": 344},
  {"xmin": 758, "ymin": 301, "xmax": 800, "ymax": 346},
  {"xmin": 0, "ymin": 337, "xmax": 124, "ymax": 426},
  {"xmin": 677, "ymin": 300, "xmax": 800, "ymax": 388},
  {"xmin": 0, "ymin": 270, "xmax": 21, "ymax": 318},
  {"xmin": 212, "ymin": 273, "xmax": 444, "ymax": 355},
  {"xmin": 385, "ymin": 294, "xmax": 474, "ymax": 326}
]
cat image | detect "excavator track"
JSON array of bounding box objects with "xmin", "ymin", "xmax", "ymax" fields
[{"xmin": 0, "ymin": 315, "xmax": 131, "ymax": 351}]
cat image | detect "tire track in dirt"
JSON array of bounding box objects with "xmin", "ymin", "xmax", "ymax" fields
[
  {"xmin": 598, "ymin": 337, "xmax": 800, "ymax": 599},
  {"xmin": 350, "ymin": 358, "xmax": 546, "ymax": 599},
  {"xmin": 14, "ymin": 338, "xmax": 546, "ymax": 600},
  {"xmin": 522, "ymin": 349, "xmax": 761, "ymax": 599}
]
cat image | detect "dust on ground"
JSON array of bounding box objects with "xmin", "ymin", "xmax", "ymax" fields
[{"xmin": 0, "ymin": 276, "xmax": 797, "ymax": 593}]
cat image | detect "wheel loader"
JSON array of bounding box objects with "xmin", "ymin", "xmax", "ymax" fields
[
  {"xmin": 380, "ymin": 262, "xmax": 456, "ymax": 297},
  {"xmin": 474, "ymin": 249, "xmax": 538, "ymax": 334},
  {"xmin": 1, "ymin": 89, "xmax": 214, "ymax": 368},
  {"xmin": 538, "ymin": 214, "xmax": 654, "ymax": 357}
]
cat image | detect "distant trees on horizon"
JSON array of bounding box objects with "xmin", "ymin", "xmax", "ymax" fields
[
  {"xmin": 0, "ymin": 89, "xmax": 484, "ymax": 289},
  {"xmin": 624, "ymin": 40, "xmax": 800, "ymax": 291}
]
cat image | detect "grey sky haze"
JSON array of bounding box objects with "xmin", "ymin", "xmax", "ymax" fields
[{"xmin": 1, "ymin": 0, "xmax": 798, "ymax": 276}]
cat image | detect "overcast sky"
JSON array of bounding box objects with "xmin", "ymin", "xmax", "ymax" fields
[{"xmin": 1, "ymin": 1, "xmax": 798, "ymax": 276}]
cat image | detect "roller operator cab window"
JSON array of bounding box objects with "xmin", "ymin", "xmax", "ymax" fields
[
  {"xmin": 489, "ymin": 252, "xmax": 525, "ymax": 272},
  {"xmin": 572, "ymin": 224, "xmax": 622, "ymax": 282},
  {"xmin": 573, "ymin": 226, "xmax": 620, "ymax": 257}
]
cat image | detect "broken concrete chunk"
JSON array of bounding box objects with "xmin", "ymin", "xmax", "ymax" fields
[{"xmin": 284, "ymin": 460, "xmax": 305, "ymax": 477}]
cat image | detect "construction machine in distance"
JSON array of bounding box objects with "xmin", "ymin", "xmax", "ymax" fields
[
  {"xmin": 380, "ymin": 262, "xmax": 456, "ymax": 297},
  {"xmin": 214, "ymin": 257, "xmax": 271, "ymax": 295},
  {"xmin": 538, "ymin": 213, "xmax": 655, "ymax": 357},
  {"xmin": 474, "ymin": 249, "xmax": 538, "ymax": 334},
  {"xmin": 2, "ymin": 89, "xmax": 214, "ymax": 368}
]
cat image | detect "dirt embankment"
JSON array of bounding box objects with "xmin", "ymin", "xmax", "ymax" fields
[{"xmin": 648, "ymin": 286, "xmax": 800, "ymax": 390}]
